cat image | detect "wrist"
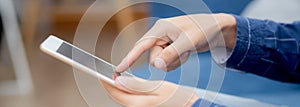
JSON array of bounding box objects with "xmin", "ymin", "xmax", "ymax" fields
[
  {"xmin": 185, "ymin": 94, "xmax": 199, "ymax": 107},
  {"xmin": 214, "ymin": 13, "xmax": 237, "ymax": 49}
]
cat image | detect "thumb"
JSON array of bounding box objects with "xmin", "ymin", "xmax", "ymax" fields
[{"xmin": 115, "ymin": 76, "xmax": 163, "ymax": 94}]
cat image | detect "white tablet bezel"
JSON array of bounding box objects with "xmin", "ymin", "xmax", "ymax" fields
[{"xmin": 40, "ymin": 35, "xmax": 116, "ymax": 85}]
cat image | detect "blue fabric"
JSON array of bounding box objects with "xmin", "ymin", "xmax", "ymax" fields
[
  {"xmin": 192, "ymin": 99, "xmax": 226, "ymax": 107},
  {"xmin": 227, "ymin": 15, "xmax": 300, "ymax": 83}
]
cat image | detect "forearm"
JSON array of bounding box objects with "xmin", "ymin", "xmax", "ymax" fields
[{"xmin": 214, "ymin": 13, "xmax": 237, "ymax": 50}]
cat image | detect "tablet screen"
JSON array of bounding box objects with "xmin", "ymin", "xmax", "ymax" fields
[{"xmin": 56, "ymin": 42, "xmax": 117, "ymax": 79}]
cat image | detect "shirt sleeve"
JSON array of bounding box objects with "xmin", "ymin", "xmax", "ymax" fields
[
  {"xmin": 192, "ymin": 99, "xmax": 226, "ymax": 107},
  {"xmin": 225, "ymin": 15, "xmax": 300, "ymax": 83}
]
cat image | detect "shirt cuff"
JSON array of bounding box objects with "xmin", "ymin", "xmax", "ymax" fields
[
  {"xmin": 192, "ymin": 99, "xmax": 226, "ymax": 107},
  {"xmin": 225, "ymin": 15, "xmax": 251, "ymax": 69}
]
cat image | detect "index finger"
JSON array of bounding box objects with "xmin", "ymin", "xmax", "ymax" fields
[
  {"xmin": 115, "ymin": 19, "xmax": 169, "ymax": 72},
  {"xmin": 115, "ymin": 37, "xmax": 156, "ymax": 72}
]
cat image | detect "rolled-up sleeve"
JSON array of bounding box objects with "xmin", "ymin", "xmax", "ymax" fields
[
  {"xmin": 225, "ymin": 15, "xmax": 300, "ymax": 83},
  {"xmin": 192, "ymin": 99, "xmax": 226, "ymax": 107}
]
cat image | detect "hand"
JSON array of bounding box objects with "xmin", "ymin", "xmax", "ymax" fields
[
  {"xmin": 100, "ymin": 76, "xmax": 199, "ymax": 107},
  {"xmin": 115, "ymin": 13, "xmax": 236, "ymax": 72}
]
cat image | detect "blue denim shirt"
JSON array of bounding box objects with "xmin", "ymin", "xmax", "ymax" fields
[
  {"xmin": 227, "ymin": 15, "xmax": 300, "ymax": 83},
  {"xmin": 192, "ymin": 99, "xmax": 225, "ymax": 107},
  {"xmin": 193, "ymin": 15, "xmax": 300, "ymax": 107}
]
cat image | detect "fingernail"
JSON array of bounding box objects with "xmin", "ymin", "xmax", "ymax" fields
[{"xmin": 154, "ymin": 58, "xmax": 166, "ymax": 70}]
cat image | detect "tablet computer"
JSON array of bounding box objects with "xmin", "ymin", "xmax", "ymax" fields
[{"xmin": 40, "ymin": 35, "xmax": 132, "ymax": 85}]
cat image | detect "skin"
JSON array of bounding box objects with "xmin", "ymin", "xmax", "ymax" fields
[
  {"xmin": 101, "ymin": 13, "xmax": 237, "ymax": 106},
  {"xmin": 100, "ymin": 77, "xmax": 199, "ymax": 107},
  {"xmin": 115, "ymin": 13, "xmax": 236, "ymax": 72}
]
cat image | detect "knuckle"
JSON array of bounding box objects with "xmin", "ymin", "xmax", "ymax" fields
[
  {"xmin": 155, "ymin": 19, "xmax": 165, "ymax": 24},
  {"xmin": 154, "ymin": 19, "xmax": 168, "ymax": 27}
]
